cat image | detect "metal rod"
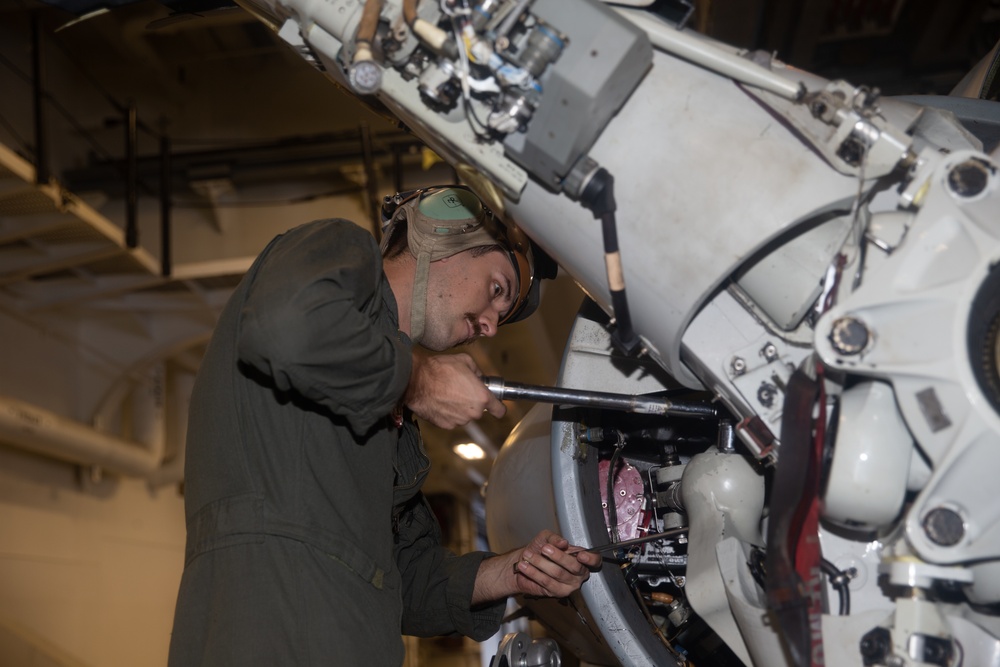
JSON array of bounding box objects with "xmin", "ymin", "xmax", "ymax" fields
[
  {"xmin": 569, "ymin": 527, "xmax": 689, "ymax": 555},
  {"xmin": 31, "ymin": 13, "xmax": 49, "ymax": 185},
  {"xmin": 616, "ymin": 8, "xmax": 805, "ymax": 101},
  {"xmin": 125, "ymin": 101, "xmax": 138, "ymax": 248},
  {"xmin": 483, "ymin": 376, "xmax": 717, "ymax": 419},
  {"xmin": 159, "ymin": 129, "xmax": 172, "ymax": 277}
]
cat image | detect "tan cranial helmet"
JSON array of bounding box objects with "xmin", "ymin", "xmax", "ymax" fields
[{"xmin": 380, "ymin": 185, "xmax": 539, "ymax": 343}]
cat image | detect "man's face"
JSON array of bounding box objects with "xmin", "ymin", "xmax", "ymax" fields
[{"xmin": 419, "ymin": 248, "xmax": 518, "ymax": 351}]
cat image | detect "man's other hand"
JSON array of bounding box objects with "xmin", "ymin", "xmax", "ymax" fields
[
  {"xmin": 472, "ymin": 530, "xmax": 602, "ymax": 605},
  {"xmin": 404, "ymin": 349, "xmax": 506, "ymax": 429}
]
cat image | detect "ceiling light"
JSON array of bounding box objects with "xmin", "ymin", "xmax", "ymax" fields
[{"xmin": 453, "ymin": 442, "xmax": 486, "ymax": 461}]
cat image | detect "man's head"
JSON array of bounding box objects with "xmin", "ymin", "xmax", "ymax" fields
[{"xmin": 381, "ymin": 186, "xmax": 543, "ymax": 349}]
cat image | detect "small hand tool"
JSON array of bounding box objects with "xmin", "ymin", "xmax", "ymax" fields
[{"xmin": 568, "ymin": 527, "xmax": 688, "ymax": 555}]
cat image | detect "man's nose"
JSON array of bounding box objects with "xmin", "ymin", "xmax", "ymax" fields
[{"xmin": 478, "ymin": 310, "xmax": 499, "ymax": 338}]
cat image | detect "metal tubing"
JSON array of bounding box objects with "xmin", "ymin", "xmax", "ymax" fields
[
  {"xmin": 615, "ymin": 8, "xmax": 804, "ymax": 101},
  {"xmin": 160, "ymin": 131, "xmax": 172, "ymax": 277},
  {"xmin": 31, "ymin": 13, "xmax": 49, "ymax": 185},
  {"xmin": 125, "ymin": 101, "xmax": 138, "ymax": 248},
  {"xmin": 569, "ymin": 527, "xmax": 689, "ymax": 555},
  {"xmin": 483, "ymin": 376, "xmax": 717, "ymax": 419},
  {"xmin": 495, "ymin": 0, "xmax": 532, "ymax": 39}
]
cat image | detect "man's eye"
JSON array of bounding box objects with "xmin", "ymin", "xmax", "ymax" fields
[{"xmin": 492, "ymin": 281, "xmax": 502, "ymax": 298}]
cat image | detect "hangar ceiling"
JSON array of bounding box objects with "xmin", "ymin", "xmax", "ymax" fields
[{"xmin": 0, "ymin": 0, "xmax": 997, "ymax": 495}]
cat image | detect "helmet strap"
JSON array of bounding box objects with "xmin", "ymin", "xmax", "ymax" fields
[{"xmin": 409, "ymin": 249, "xmax": 432, "ymax": 344}]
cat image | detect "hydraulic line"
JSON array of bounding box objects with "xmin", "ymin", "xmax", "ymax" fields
[
  {"xmin": 356, "ymin": 0, "xmax": 382, "ymax": 47},
  {"xmin": 402, "ymin": 0, "xmax": 456, "ymax": 58}
]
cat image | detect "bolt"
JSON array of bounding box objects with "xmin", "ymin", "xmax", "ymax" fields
[
  {"xmin": 731, "ymin": 357, "xmax": 747, "ymax": 376},
  {"xmin": 762, "ymin": 342, "xmax": 778, "ymax": 361},
  {"xmin": 947, "ymin": 159, "xmax": 991, "ymax": 198},
  {"xmin": 837, "ymin": 136, "xmax": 866, "ymax": 167},
  {"xmin": 923, "ymin": 507, "xmax": 965, "ymax": 547},
  {"xmin": 830, "ymin": 316, "xmax": 870, "ymax": 355},
  {"xmin": 757, "ymin": 382, "xmax": 778, "ymax": 409},
  {"xmin": 859, "ymin": 628, "xmax": 891, "ymax": 664}
]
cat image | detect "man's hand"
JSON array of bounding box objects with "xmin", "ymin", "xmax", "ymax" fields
[
  {"xmin": 404, "ymin": 349, "xmax": 506, "ymax": 429},
  {"xmin": 472, "ymin": 530, "xmax": 602, "ymax": 605}
]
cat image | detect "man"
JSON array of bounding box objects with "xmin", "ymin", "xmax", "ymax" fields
[{"xmin": 168, "ymin": 185, "xmax": 600, "ymax": 666}]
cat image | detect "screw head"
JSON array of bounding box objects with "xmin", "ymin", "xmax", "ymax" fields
[{"xmin": 731, "ymin": 357, "xmax": 747, "ymax": 375}]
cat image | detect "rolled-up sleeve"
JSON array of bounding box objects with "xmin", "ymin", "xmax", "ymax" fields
[
  {"xmin": 237, "ymin": 219, "xmax": 412, "ymax": 433},
  {"xmin": 394, "ymin": 495, "xmax": 505, "ymax": 640}
]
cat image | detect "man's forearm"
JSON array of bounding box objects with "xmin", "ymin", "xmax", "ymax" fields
[{"xmin": 472, "ymin": 551, "xmax": 520, "ymax": 606}]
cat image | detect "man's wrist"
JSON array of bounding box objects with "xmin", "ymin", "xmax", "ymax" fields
[{"xmin": 472, "ymin": 551, "xmax": 519, "ymax": 606}]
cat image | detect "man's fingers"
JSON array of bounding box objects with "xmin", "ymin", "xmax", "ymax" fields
[
  {"xmin": 526, "ymin": 545, "xmax": 589, "ymax": 580},
  {"xmin": 452, "ymin": 352, "xmax": 479, "ymax": 373},
  {"xmin": 518, "ymin": 559, "xmax": 589, "ymax": 597},
  {"xmin": 484, "ymin": 393, "xmax": 506, "ymax": 419}
]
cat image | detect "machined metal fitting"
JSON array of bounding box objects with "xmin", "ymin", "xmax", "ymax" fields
[
  {"xmin": 923, "ymin": 506, "xmax": 965, "ymax": 547},
  {"xmin": 830, "ymin": 316, "xmax": 870, "ymax": 355},
  {"xmin": 947, "ymin": 158, "xmax": 993, "ymax": 198}
]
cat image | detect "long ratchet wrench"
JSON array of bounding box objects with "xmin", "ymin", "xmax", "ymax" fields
[{"xmin": 482, "ymin": 376, "xmax": 717, "ymax": 419}]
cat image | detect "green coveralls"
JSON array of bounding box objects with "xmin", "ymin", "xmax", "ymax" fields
[{"xmin": 167, "ymin": 219, "xmax": 505, "ymax": 666}]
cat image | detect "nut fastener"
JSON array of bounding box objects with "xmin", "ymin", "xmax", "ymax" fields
[
  {"xmin": 830, "ymin": 316, "xmax": 870, "ymax": 355},
  {"xmin": 860, "ymin": 627, "xmax": 891, "ymax": 663}
]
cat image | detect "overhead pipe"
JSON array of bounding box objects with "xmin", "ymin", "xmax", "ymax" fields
[
  {"xmin": 31, "ymin": 12, "xmax": 49, "ymax": 185},
  {"xmin": 0, "ymin": 395, "xmax": 163, "ymax": 478},
  {"xmin": 0, "ymin": 364, "xmax": 193, "ymax": 485},
  {"xmin": 125, "ymin": 100, "xmax": 138, "ymax": 248},
  {"xmin": 148, "ymin": 369, "xmax": 193, "ymax": 487},
  {"xmin": 160, "ymin": 127, "xmax": 172, "ymax": 277},
  {"xmin": 129, "ymin": 362, "xmax": 167, "ymax": 463},
  {"xmin": 92, "ymin": 362, "xmax": 166, "ymax": 463}
]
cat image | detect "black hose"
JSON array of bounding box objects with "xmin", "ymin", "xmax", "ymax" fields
[
  {"xmin": 580, "ymin": 168, "xmax": 641, "ymax": 354},
  {"xmin": 750, "ymin": 548, "xmax": 852, "ymax": 616},
  {"xmin": 820, "ymin": 558, "xmax": 852, "ymax": 616},
  {"xmin": 606, "ymin": 445, "xmax": 622, "ymax": 543}
]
